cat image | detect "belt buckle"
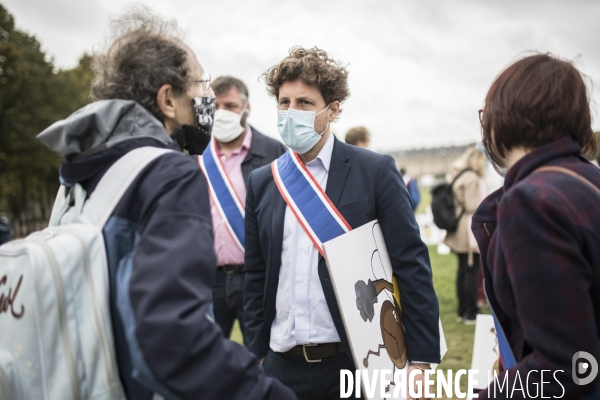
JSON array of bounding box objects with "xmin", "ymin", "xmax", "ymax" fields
[{"xmin": 303, "ymin": 344, "xmax": 321, "ymax": 363}]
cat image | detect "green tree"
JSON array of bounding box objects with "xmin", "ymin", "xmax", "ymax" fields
[{"xmin": 0, "ymin": 4, "xmax": 92, "ymax": 236}]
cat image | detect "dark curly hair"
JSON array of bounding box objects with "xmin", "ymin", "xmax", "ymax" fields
[
  {"xmin": 263, "ymin": 46, "xmax": 350, "ymax": 118},
  {"xmin": 90, "ymin": 5, "xmax": 192, "ymax": 121}
]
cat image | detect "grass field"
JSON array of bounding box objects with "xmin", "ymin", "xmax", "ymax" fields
[{"xmin": 230, "ymin": 245, "xmax": 477, "ymax": 399}]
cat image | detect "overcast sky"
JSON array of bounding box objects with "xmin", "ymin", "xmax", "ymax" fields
[{"xmin": 4, "ymin": 0, "xmax": 600, "ymax": 152}]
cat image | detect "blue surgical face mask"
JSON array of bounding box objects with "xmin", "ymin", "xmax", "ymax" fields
[
  {"xmin": 277, "ymin": 104, "xmax": 331, "ymax": 154},
  {"xmin": 476, "ymin": 140, "xmax": 507, "ymax": 177}
]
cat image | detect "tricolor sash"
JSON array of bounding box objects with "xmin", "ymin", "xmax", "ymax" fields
[
  {"xmin": 271, "ymin": 150, "xmax": 351, "ymax": 256},
  {"xmin": 199, "ymin": 139, "xmax": 245, "ymax": 251},
  {"xmin": 484, "ymin": 284, "xmax": 517, "ymax": 370}
]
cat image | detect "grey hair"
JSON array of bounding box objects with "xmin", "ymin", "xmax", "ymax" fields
[
  {"xmin": 91, "ymin": 5, "xmax": 192, "ymax": 121},
  {"xmin": 211, "ymin": 76, "xmax": 249, "ymax": 105}
]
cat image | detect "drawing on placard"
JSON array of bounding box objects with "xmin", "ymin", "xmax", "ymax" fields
[{"xmin": 354, "ymin": 223, "xmax": 407, "ymax": 391}]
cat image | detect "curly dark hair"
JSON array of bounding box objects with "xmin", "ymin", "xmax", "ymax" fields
[
  {"xmin": 90, "ymin": 5, "xmax": 192, "ymax": 121},
  {"xmin": 263, "ymin": 46, "xmax": 350, "ymax": 118}
]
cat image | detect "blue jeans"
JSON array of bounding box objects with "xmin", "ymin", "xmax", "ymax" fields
[{"xmin": 212, "ymin": 269, "xmax": 245, "ymax": 340}]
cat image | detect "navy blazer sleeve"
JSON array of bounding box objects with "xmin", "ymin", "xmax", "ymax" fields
[
  {"xmin": 243, "ymin": 170, "xmax": 271, "ymax": 358},
  {"xmin": 376, "ymin": 155, "xmax": 441, "ymax": 363}
]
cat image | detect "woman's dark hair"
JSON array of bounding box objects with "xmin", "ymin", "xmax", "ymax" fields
[{"xmin": 481, "ymin": 53, "xmax": 596, "ymax": 163}]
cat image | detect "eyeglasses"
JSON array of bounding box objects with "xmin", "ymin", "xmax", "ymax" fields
[
  {"xmin": 194, "ymin": 71, "xmax": 212, "ymax": 96},
  {"xmin": 478, "ymin": 109, "xmax": 484, "ymax": 127}
]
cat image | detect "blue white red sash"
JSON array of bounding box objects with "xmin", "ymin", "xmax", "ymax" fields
[
  {"xmin": 199, "ymin": 139, "xmax": 245, "ymax": 251},
  {"xmin": 484, "ymin": 284, "xmax": 517, "ymax": 370},
  {"xmin": 271, "ymin": 150, "xmax": 352, "ymax": 257}
]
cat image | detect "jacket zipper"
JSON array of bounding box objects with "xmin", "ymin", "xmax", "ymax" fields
[
  {"xmin": 31, "ymin": 233, "xmax": 81, "ymax": 400},
  {"xmin": 483, "ymin": 222, "xmax": 491, "ymax": 237},
  {"xmin": 66, "ymin": 230, "xmax": 117, "ymax": 390}
]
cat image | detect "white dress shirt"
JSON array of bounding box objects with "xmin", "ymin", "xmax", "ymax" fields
[{"xmin": 269, "ymin": 133, "xmax": 341, "ymax": 353}]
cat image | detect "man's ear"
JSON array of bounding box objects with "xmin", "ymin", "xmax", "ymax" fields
[
  {"xmin": 246, "ymin": 101, "xmax": 251, "ymax": 116},
  {"xmin": 329, "ymin": 100, "xmax": 341, "ymax": 122},
  {"xmin": 156, "ymin": 84, "xmax": 177, "ymax": 120}
]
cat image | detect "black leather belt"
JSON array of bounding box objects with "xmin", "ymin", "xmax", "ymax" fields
[
  {"xmin": 285, "ymin": 343, "xmax": 345, "ymax": 363},
  {"xmin": 217, "ymin": 264, "xmax": 244, "ymax": 274}
]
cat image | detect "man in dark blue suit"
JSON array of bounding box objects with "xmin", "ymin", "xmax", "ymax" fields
[{"xmin": 244, "ymin": 46, "xmax": 440, "ymax": 399}]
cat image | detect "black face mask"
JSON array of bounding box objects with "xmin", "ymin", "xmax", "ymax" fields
[{"xmin": 171, "ymin": 96, "xmax": 216, "ymax": 155}]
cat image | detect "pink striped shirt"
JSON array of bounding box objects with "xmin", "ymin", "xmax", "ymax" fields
[{"xmin": 210, "ymin": 126, "xmax": 252, "ymax": 266}]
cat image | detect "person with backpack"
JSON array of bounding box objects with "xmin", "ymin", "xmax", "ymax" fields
[
  {"xmin": 0, "ymin": 6, "xmax": 295, "ymax": 400},
  {"xmin": 473, "ymin": 54, "xmax": 600, "ymax": 399},
  {"xmin": 442, "ymin": 146, "xmax": 487, "ymax": 325}
]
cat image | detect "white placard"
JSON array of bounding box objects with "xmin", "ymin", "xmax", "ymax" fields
[
  {"xmin": 468, "ymin": 314, "xmax": 499, "ymax": 400},
  {"xmin": 323, "ymin": 220, "xmax": 447, "ymax": 400}
]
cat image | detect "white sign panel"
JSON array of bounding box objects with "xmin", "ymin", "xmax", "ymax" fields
[
  {"xmin": 468, "ymin": 314, "xmax": 499, "ymax": 400},
  {"xmin": 323, "ymin": 220, "xmax": 446, "ymax": 400}
]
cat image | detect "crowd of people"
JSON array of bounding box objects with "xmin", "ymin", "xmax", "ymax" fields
[{"xmin": 1, "ymin": 5, "xmax": 599, "ymax": 400}]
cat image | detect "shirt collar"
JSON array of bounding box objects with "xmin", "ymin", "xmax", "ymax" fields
[
  {"xmin": 216, "ymin": 125, "xmax": 252, "ymax": 157},
  {"xmin": 241, "ymin": 125, "xmax": 253, "ymax": 150},
  {"xmin": 306, "ymin": 132, "xmax": 334, "ymax": 172}
]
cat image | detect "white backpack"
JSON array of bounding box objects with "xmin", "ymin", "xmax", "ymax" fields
[{"xmin": 0, "ymin": 146, "xmax": 173, "ymax": 400}]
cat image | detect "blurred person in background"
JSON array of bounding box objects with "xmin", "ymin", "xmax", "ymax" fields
[
  {"xmin": 0, "ymin": 215, "xmax": 13, "ymax": 245},
  {"xmin": 400, "ymin": 167, "xmax": 421, "ymax": 211},
  {"xmin": 443, "ymin": 146, "xmax": 487, "ymax": 325},
  {"xmin": 37, "ymin": 7, "xmax": 294, "ymax": 400},
  {"xmin": 206, "ymin": 76, "xmax": 286, "ymax": 342},
  {"xmin": 473, "ymin": 53, "xmax": 600, "ymax": 399},
  {"xmin": 344, "ymin": 126, "xmax": 370, "ymax": 148}
]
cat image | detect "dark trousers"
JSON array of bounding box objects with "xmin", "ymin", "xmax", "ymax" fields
[
  {"xmin": 456, "ymin": 253, "xmax": 480, "ymax": 319},
  {"xmin": 263, "ymin": 349, "xmax": 358, "ymax": 400},
  {"xmin": 212, "ymin": 269, "xmax": 245, "ymax": 340}
]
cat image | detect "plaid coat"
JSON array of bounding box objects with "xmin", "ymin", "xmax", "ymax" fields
[{"xmin": 472, "ymin": 138, "xmax": 600, "ymax": 399}]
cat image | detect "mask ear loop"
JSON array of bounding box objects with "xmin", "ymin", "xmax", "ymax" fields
[{"xmin": 316, "ymin": 103, "xmax": 332, "ymax": 136}]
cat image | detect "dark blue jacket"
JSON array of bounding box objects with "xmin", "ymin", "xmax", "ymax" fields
[
  {"xmin": 244, "ymin": 137, "xmax": 441, "ymax": 363},
  {"xmin": 37, "ymin": 100, "xmax": 296, "ymax": 400}
]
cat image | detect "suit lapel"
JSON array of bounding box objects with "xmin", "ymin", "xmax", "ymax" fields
[
  {"xmin": 325, "ymin": 138, "xmax": 350, "ymax": 207},
  {"xmin": 320, "ymin": 139, "xmax": 353, "ymax": 359},
  {"xmin": 271, "ymin": 178, "xmax": 286, "ymax": 272}
]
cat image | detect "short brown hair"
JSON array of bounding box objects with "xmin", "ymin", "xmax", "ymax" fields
[
  {"xmin": 211, "ymin": 75, "xmax": 249, "ymax": 100},
  {"xmin": 481, "ymin": 53, "xmax": 596, "ymax": 163},
  {"xmin": 345, "ymin": 126, "xmax": 370, "ymax": 145},
  {"xmin": 263, "ymin": 46, "xmax": 350, "ymax": 117}
]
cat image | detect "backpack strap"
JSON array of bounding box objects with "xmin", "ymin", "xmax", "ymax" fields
[
  {"xmin": 80, "ymin": 146, "xmax": 174, "ymax": 228},
  {"xmin": 450, "ymin": 168, "xmax": 474, "ymax": 220},
  {"xmin": 49, "ymin": 147, "xmax": 174, "ymax": 228},
  {"xmin": 450, "ymin": 168, "xmax": 473, "ymax": 188},
  {"xmin": 532, "ymin": 166, "xmax": 600, "ymax": 198}
]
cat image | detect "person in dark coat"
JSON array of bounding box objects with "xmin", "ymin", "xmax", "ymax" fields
[
  {"xmin": 244, "ymin": 46, "xmax": 440, "ymax": 400},
  {"xmin": 37, "ymin": 7, "xmax": 294, "ymax": 400},
  {"xmin": 206, "ymin": 76, "xmax": 286, "ymax": 342},
  {"xmin": 472, "ymin": 53, "xmax": 600, "ymax": 399}
]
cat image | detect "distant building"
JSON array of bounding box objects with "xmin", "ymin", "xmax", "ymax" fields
[{"xmin": 389, "ymin": 143, "xmax": 473, "ymax": 178}]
